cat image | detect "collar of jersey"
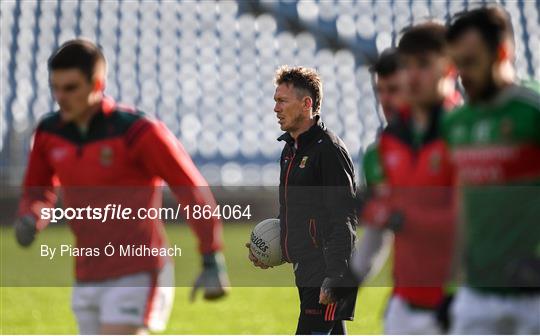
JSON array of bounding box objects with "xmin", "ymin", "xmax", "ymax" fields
[{"xmin": 277, "ymin": 115, "xmax": 325, "ymax": 150}]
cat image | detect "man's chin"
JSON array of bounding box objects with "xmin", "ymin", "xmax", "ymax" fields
[
  {"xmin": 464, "ymin": 82, "xmax": 496, "ymax": 103},
  {"xmin": 463, "ymin": 87, "xmax": 481, "ymax": 102},
  {"xmin": 465, "ymin": 93, "xmax": 479, "ymax": 103},
  {"xmin": 59, "ymin": 111, "xmax": 74, "ymax": 122}
]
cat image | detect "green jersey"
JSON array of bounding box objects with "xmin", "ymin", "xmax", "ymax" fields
[
  {"xmin": 442, "ymin": 84, "xmax": 540, "ymax": 292},
  {"xmin": 362, "ymin": 143, "xmax": 385, "ymax": 187}
]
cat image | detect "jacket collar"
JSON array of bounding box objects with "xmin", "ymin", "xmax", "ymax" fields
[
  {"xmin": 277, "ymin": 115, "xmax": 325, "ymax": 149},
  {"xmin": 58, "ymin": 95, "xmax": 116, "ymax": 127},
  {"xmin": 385, "ymin": 103, "xmax": 444, "ymax": 147}
]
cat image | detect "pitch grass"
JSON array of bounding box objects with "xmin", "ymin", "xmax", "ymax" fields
[{"xmin": 0, "ymin": 224, "xmax": 391, "ymax": 334}]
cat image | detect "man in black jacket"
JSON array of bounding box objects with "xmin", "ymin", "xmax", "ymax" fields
[{"xmin": 248, "ymin": 66, "xmax": 358, "ymax": 335}]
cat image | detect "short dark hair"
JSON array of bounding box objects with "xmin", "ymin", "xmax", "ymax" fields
[
  {"xmin": 371, "ymin": 48, "xmax": 401, "ymax": 77},
  {"xmin": 274, "ymin": 66, "xmax": 323, "ymax": 115},
  {"xmin": 48, "ymin": 38, "xmax": 106, "ymax": 82},
  {"xmin": 447, "ymin": 6, "xmax": 514, "ymax": 52},
  {"xmin": 398, "ymin": 22, "xmax": 448, "ymax": 55}
]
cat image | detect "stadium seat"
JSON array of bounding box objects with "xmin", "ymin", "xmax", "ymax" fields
[{"xmin": 1, "ymin": 0, "xmax": 539, "ymax": 185}]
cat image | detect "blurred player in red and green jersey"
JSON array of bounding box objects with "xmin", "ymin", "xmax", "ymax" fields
[
  {"xmin": 14, "ymin": 39, "xmax": 229, "ymax": 334},
  {"xmin": 445, "ymin": 6, "xmax": 540, "ymax": 333},
  {"xmin": 353, "ymin": 22, "xmax": 460, "ymax": 334}
]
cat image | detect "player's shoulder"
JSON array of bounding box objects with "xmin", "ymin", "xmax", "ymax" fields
[
  {"xmin": 520, "ymin": 78, "xmax": 540, "ymax": 93},
  {"xmin": 361, "ymin": 140, "xmax": 385, "ymax": 185},
  {"xmin": 35, "ymin": 111, "xmax": 62, "ymax": 133},
  {"xmin": 113, "ymin": 106, "xmax": 166, "ymax": 146},
  {"xmin": 439, "ymin": 103, "xmax": 474, "ymax": 142},
  {"xmin": 111, "ymin": 103, "xmax": 170, "ymax": 143},
  {"xmin": 442, "ymin": 104, "xmax": 469, "ymax": 126},
  {"xmin": 109, "ymin": 103, "xmax": 148, "ymax": 128},
  {"xmin": 506, "ymin": 81, "xmax": 540, "ymax": 111},
  {"xmin": 362, "ymin": 141, "xmax": 380, "ymax": 164}
]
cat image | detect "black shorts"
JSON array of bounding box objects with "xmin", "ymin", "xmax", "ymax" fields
[{"xmin": 294, "ymin": 259, "xmax": 358, "ymax": 334}]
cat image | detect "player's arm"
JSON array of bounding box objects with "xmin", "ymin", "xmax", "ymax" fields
[
  {"xmin": 130, "ymin": 119, "xmax": 223, "ymax": 253},
  {"xmin": 16, "ymin": 129, "xmax": 57, "ymax": 247},
  {"xmin": 357, "ymin": 144, "xmax": 395, "ymax": 229},
  {"xmin": 351, "ymin": 226, "xmax": 392, "ymax": 283},
  {"xmin": 130, "ymin": 118, "xmax": 228, "ymax": 300},
  {"xmin": 352, "ymin": 145, "xmax": 393, "ymax": 282}
]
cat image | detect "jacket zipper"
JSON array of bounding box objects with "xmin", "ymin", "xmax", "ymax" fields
[
  {"xmin": 283, "ymin": 152, "xmax": 296, "ymax": 262},
  {"xmin": 77, "ymin": 130, "xmax": 87, "ymax": 158}
]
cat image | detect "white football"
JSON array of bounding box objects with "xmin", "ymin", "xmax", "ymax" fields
[{"xmin": 249, "ymin": 218, "xmax": 284, "ymax": 267}]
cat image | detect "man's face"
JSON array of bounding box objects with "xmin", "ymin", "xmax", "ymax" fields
[
  {"xmin": 401, "ymin": 51, "xmax": 449, "ymax": 108},
  {"xmin": 50, "ymin": 69, "xmax": 95, "ymax": 123},
  {"xmin": 449, "ymin": 30, "xmax": 495, "ymax": 102},
  {"xmin": 273, "ymin": 83, "xmax": 308, "ymax": 133},
  {"xmin": 375, "ymin": 71, "xmax": 406, "ymax": 121}
]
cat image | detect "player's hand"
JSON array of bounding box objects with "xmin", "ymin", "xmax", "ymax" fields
[
  {"xmin": 386, "ymin": 211, "xmax": 404, "ymax": 232},
  {"xmin": 361, "ymin": 199, "xmax": 392, "ymax": 229},
  {"xmin": 14, "ymin": 215, "xmax": 37, "ymax": 247},
  {"xmin": 190, "ymin": 252, "xmax": 230, "ymax": 302},
  {"xmin": 319, "ymin": 277, "xmax": 339, "ymax": 305},
  {"xmin": 245, "ymin": 242, "xmax": 271, "ymax": 269},
  {"xmin": 435, "ymin": 294, "xmax": 454, "ymax": 333},
  {"xmin": 361, "ymin": 199, "xmax": 404, "ymax": 232}
]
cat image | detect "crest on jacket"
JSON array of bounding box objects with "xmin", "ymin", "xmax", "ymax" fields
[
  {"xmin": 299, "ymin": 156, "xmax": 309, "ymax": 168},
  {"xmin": 100, "ymin": 146, "xmax": 114, "ymax": 166}
]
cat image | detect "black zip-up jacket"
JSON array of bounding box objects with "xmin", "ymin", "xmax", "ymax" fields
[{"xmin": 277, "ymin": 116, "xmax": 357, "ymax": 279}]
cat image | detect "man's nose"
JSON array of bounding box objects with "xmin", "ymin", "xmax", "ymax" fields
[
  {"xmin": 54, "ymin": 92, "xmax": 64, "ymax": 103},
  {"xmin": 408, "ymin": 69, "xmax": 421, "ymax": 83}
]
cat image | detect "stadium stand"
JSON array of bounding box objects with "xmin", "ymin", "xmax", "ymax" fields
[{"xmin": 1, "ymin": 0, "xmax": 539, "ymax": 186}]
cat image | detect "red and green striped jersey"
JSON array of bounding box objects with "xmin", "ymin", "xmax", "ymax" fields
[{"xmin": 442, "ymin": 83, "xmax": 540, "ymax": 292}]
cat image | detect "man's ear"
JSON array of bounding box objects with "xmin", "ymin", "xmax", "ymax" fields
[
  {"xmin": 303, "ymin": 96, "xmax": 313, "ymax": 111},
  {"xmin": 444, "ymin": 60, "xmax": 457, "ymax": 78},
  {"xmin": 496, "ymin": 42, "xmax": 511, "ymax": 62},
  {"xmin": 93, "ymin": 77, "xmax": 105, "ymax": 93}
]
